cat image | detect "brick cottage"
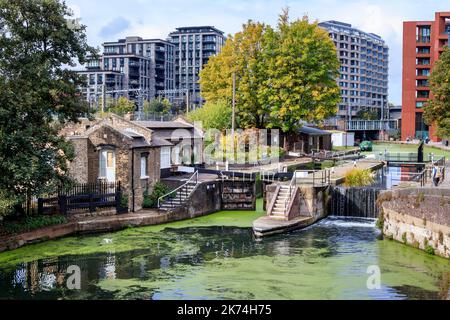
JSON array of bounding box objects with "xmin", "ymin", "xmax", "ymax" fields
[{"xmin": 61, "ymin": 114, "xmax": 173, "ymax": 211}]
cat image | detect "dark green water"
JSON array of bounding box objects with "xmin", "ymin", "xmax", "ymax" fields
[{"xmin": 0, "ymin": 213, "xmax": 449, "ymax": 300}]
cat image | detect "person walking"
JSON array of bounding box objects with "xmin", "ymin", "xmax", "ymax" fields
[
  {"xmin": 435, "ymin": 166, "xmax": 443, "ymax": 186},
  {"xmin": 432, "ymin": 164, "xmax": 439, "ymax": 187}
]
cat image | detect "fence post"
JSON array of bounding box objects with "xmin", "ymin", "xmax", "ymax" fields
[
  {"xmin": 38, "ymin": 198, "xmax": 44, "ymax": 215},
  {"xmin": 59, "ymin": 195, "xmax": 67, "ymax": 215},
  {"xmin": 89, "ymin": 193, "xmax": 95, "ymax": 213},
  {"xmin": 115, "ymin": 181, "xmax": 122, "ymax": 214}
]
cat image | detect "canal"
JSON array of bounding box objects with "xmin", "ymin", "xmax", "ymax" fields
[{"xmin": 0, "ymin": 199, "xmax": 449, "ymax": 300}]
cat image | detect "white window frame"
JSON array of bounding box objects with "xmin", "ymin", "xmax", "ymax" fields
[
  {"xmin": 140, "ymin": 154, "xmax": 149, "ymax": 179},
  {"xmin": 160, "ymin": 147, "xmax": 171, "ymax": 169}
]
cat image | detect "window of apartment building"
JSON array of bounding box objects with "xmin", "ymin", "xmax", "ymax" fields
[
  {"xmin": 416, "ymin": 79, "xmax": 429, "ymax": 87},
  {"xmin": 416, "ymin": 101, "xmax": 426, "ymax": 108},
  {"xmin": 415, "ymin": 112, "xmax": 429, "ymax": 139},
  {"xmin": 416, "ymin": 90, "xmax": 430, "ymax": 98},
  {"xmin": 416, "ymin": 58, "xmax": 430, "ymax": 65},
  {"xmin": 416, "ymin": 68, "xmax": 430, "ymax": 76},
  {"xmin": 416, "ymin": 26, "xmax": 431, "ymax": 43},
  {"xmin": 416, "ymin": 47, "xmax": 430, "ymax": 54}
]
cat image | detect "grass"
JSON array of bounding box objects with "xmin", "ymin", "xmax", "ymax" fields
[
  {"xmin": 1, "ymin": 215, "xmax": 67, "ymax": 235},
  {"xmin": 363, "ymin": 142, "xmax": 450, "ymax": 159},
  {"xmin": 344, "ymin": 168, "xmax": 375, "ymax": 187}
]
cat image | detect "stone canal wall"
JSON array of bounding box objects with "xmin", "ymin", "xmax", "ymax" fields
[{"xmin": 380, "ymin": 188, "xmax": 450, "ymax": 259}]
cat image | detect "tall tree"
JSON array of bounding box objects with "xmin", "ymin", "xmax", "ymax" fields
[
  {"xmin": 199, "ymin": 21, "xmax": 271, "ymax": 128},
  {"xmin": 0, "ymin": 0, "xmax": 95, "ymax": 214},
  {"xmin": 199, "ymin": 9, "xmax": 340, "ymax": 146},
  {"xmin": 424, "ymin": 46, "xmax": 450, "ymax": 138},
  {"xmin": 262, "ymin": 10, "xmax": 340, "ymax": 139}
]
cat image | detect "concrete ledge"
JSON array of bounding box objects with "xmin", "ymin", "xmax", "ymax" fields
[{"xmin": 253, "ymin": 216, "xmax": 316, "ymax": 238}]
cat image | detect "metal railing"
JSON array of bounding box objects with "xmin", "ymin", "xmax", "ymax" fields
[
  {"xmin": 157, "ymin": 171, "xmax": 199, "ymax": 208},
  {"xmin": 284, "ymin": 170, "xmax": 331, "ymax": 210},
  {"xmin": 346, "ymin": 120, "xmax": 398, "ymax": 131}
]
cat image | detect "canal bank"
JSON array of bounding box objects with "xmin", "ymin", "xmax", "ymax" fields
[
  {"xmin": 379, "ymin": 188, "xmax": 450, "ymax": 259},
  {"xmin": 0, "ymin": 213, "xmax": 448, "ymax": 300}
]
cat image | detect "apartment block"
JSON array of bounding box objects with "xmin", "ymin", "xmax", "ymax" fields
[
  {"xmin": 319, "ymin": 21, "xmax": 389, "ymax": 121},
  {"xmin": 402, "ymin": 12, "xmax": 450, "ymax": 142},
  {"xmin": 78, "ymin": 37, "xmax": 175, "ymax": 110},
  {"xmin": 169, "ymin": 26, "xmax": 225, "ymax": 106}
]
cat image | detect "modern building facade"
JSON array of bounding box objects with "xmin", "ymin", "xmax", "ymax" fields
[
  {"xmin": 169, "ymin": 26, "xmax": 225, "ymax": 106},
  {"xmin": 319, "ymin": 21, "xmax": 389, "ymax": 122},
  {"xmin": 78, "ymin": 37, "xmax": 175, "ymax": 111},
  {"xmin": 401, "ymin": 12, "xmax": 450, "ymax": 142}
]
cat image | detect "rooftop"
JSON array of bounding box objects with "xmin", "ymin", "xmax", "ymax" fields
[
  {"xmin": 169, "ymin": 26, "xmax": 224, "ymax": 35},
  {"xmin": 134, "ymin": 120, "xmax": 194, "ymax": 129},
  {"xmin": 299, "ymin": 126, "xmax": 332, "ymax": 136}
]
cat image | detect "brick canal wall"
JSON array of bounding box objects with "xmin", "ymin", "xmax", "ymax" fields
[{"xmin": 380, "ymin": 188, "xmax": 450, "ymax": 259}]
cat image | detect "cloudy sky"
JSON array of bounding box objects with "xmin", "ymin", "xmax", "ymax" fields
[{"xmin": 67, "ymin": 0, "xmax": 450, "ymax": 105}]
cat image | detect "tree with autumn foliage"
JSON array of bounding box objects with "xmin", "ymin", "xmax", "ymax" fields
[
  {"xmin": 424, "ymin": 46, "xmax": 450, "ymax": 139},
  {"xmin": 199, "ymin": 9, "xmax": 340, "ymax": 148},
  {"xmin": 200, "ymin": 20, "xmax": 271, "ymax": 128}
]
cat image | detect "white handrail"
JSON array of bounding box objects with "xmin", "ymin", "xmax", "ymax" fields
[{"xmin": 157, "ymin": 171, "xmax": 199, "ymax": 208}]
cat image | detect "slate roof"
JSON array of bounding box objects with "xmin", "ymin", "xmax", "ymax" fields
[
  {"xmin": 299, "ymin": 126, "xmax": 332, "ymax": 136},
  {"xmin": 133, "ymin": 120, "xmax": 193, "ymax": 129}
]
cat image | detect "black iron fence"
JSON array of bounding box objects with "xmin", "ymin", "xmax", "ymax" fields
[{"xmin": 37, "ymin": 181, "xmax": 126, "ymax": 216}]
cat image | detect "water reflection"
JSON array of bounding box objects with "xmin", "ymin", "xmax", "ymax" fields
[{"xmin": 0, "ymin": 219, "xmax": 449, "ymax": 300}]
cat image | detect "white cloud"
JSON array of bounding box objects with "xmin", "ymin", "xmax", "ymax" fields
[{"xmin": 66, "ymin": 0, "xmax": 450, "ymax": 105}]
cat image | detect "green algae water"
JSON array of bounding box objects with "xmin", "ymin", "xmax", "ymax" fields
[{"xmin": 0, "ymin": 200, "xmax": 449, "ymax": 300}]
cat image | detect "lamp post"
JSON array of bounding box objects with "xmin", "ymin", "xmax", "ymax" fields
[{"xmin": 232, "ymin": 71, "xmax": 236, "ymax": 136}]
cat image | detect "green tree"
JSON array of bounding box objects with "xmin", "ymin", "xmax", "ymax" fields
[
  {"xmin": 199, "ymin": 9, "xmax": 340, "ymax": 149},
  {"xmin": 0, "ymin": 0, "xmax": 95, "ymax": 215},
  {"xmin": 107, "ymin": 96, "xmax": 136, "ymax": 116},
  {"xmin": 143, "ymin": 98, "xmax": 172, "ymax": 115},
  {"xmin": 262, "ymin": 10, "xmax": 340, "ymax": 146},
  {"xmin": 199, "ymin": 20, "xmax": 271, "ymax": 128},
  {"xmin": 187, "ymin": 100, "xmax": 232, "ymax": 131},
  {"xmin": 356, "ymin": 107, "xmax": 379, "ymax": 120},
  {"xmin": 424, "ymin": 46, "xmax": 450, "ymax": 138}
]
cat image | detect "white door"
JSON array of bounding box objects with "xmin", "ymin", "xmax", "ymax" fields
[{"xmin": 100, "ymin": 150, "xmax": 116, "ymax": 182}]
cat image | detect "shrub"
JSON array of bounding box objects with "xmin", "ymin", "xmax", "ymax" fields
[
  {"xmin": 402, "ymin": 232, "xmax": 407, "ymax": 244},
  {"xmin": 143, "ymin": 182, "xmax": 171, "ymax": 209},
  {"xmin": 2, "ymin": 215, "xmax": 67, "ymax": 235},
  {"xmin": 376, "ymin": 211, "xmax": 384, "ymax": 230},
  {"xmin": 344, "ymin": 168, "xmax": 375, "ymax": 187},
  {"xmin": 120, "ymin": 193, "xmax": 129, "ymax": 209},
  {"xmin": 425, "ymin": 245, "xmax": 435, "ymax": 256}
]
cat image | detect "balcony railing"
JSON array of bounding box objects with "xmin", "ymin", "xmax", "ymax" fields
[
  {"xmin": 416, "ymin": 36, "xmax": 431, "ymax": 43},
  {"xmin": 345, "ymin": 120, "xmax": 398, "ymax": 131}
]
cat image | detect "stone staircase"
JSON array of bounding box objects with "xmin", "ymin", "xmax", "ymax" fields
[
  {"xmin": 269, "ymin": 185, "xmax": 292, "ymax": 220},
  {"xmin": 158, "ymin": 171, "xmax": 199, "ymax": 211}
]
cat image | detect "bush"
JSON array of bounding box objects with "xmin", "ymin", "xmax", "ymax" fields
[
  {"xmin": 2, "ymin": 215, "xmax": 67, "ymax": 235},
  {"xmin": 425, "ymin": 245, "xmax": 435, "ymax": 256},
  {"xmin": 120, "ymin": 193, "xmax": 129, "ymax": 209},
  {"xmin": 143, "ymin": 182, "xmax": 171, "ymax": 209},
  {"xmin": 344, "ymin": 168, "xmax": 375, "ymax": 187},
  {"xmin": 376, "ymin": 212, "xmax": 384, "ymax": 230}
]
